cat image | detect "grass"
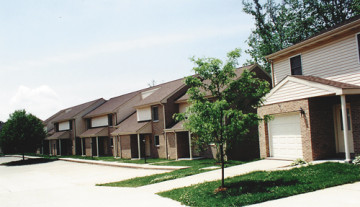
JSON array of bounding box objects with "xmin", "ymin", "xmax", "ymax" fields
[
  {"xmin": 159, "ymin": 162, "xmax": 360, "ymax": 206},
  {"xmin": 98, "ymin": 159, "xmax": 245, "ymax": 187}
]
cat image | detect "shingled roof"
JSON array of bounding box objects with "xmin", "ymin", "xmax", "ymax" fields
[
  {"xmin": 52, "ymin": 98, "xmax": 105, "ymax": 123},
  {"xmin": 176, "ymin": 64, "xmax": 256, "ymax": 103},
  {"xmin": 84, "ymin": 91, "xmax": 139, "ymax": 118},
  {"xmin": 134, "ymin": 77, "xmax": 187, "ymax": 108},
  {"xmin": 292, "ymin": 75, "xmax": 360, "ymax": 89}
]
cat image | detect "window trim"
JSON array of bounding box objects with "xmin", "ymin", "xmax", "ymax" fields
[
  {"xmin": 289, "ymin": 54, "xmax": 303, "ymax": 75},
  {"xmin": 356, "ymin": 33, "xmax": 360, "ymax": 64}
]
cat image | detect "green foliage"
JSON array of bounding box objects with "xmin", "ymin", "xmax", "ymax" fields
[
  {"xmin": 291, "ymin": 158, "xmax": 307, "ymax": 166},
  {"xmin": 159, "ymin": 162, "xmax": 360, "ymax": 206},
  {"xmin": 242, "ymin": 0, "xmax": 360, "ymax": 73},
  {"xmin": 175, "ymin": 48, "xmax": 270, "ymax": 157},
  {"xmin": 0, "ymin": 110, "xmax": 46, "ymax": 156},
  {"xmin": 353, "ymin": 156, "xmax": 360, "ymax": 165}
]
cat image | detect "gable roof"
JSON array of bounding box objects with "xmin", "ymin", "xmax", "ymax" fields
[
  {"xmin": 52, "ymin": 98, "xmax": 105, "ymax": 123},
  {"xmin": 111, "ymin": 113, "xmax": 151, "ymax": 135},
  {"xmin": 43, "ymin": 109, "xmax": 65, "ymax": 125},
  {"xmin": 84, "ymin": 91, "xmax": 139, "ymax": 118},
  {"xmin": 176, "ymin": 64, "xmax": 268, "ymax": 103},
  {"xmin": 263, "ymin": 75, "xmax": 360, "ymax": 105},
  {"xmin": 266, "ymin": 15, "xmax": 360, "ymax": 61},
  {"xmin": 134, "ymin": 77, "xmax": 187, "ymax": 108}
]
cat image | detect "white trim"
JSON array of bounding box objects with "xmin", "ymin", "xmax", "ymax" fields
[
  {"xmin": 340, "ymin": 95, "xmax": 351, "ymax": 162},
  {"xmin": 356, "ymin": 33, "xmax": 360, "ymax": 64},
  {"xmin": 288, "ymin": 54, "xmax": 303, "ymax": 75}
]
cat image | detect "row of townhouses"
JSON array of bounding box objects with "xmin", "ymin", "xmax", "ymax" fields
[
  {"xmin": 44, "ymin": 16, "xmax": 360, "ymax": 162},
  {"xmin": 43, "ymin": 64, "xmax": 270, "ymax": 160}
]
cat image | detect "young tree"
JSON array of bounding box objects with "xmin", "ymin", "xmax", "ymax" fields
[
  {"xmin": 175, "ymin": 49, "xmax": 270, "ymax": 189},
  {"xmin": 242, "ymin": 0, "xmax": 360, "ymax": 73},
  {"xmin": 0, "ymin": 110, "xmax": 46, "ymax": 160}
]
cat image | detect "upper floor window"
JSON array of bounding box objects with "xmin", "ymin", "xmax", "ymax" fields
[
  {"xmin": 152, "ymin": 106, "xmax": 159, "ymax": 121},
  {"xmin": 108, "ymin": 114, "xmax": 113, "ymax": 126},
  {"xmin": 290, "ymin": 55, "xmax": 302, "ymax": 75}
]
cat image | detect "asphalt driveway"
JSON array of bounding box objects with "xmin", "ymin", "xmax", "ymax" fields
[{"xmin": 0, "ymin": 156, "xmax": 183, "ymax": 207}]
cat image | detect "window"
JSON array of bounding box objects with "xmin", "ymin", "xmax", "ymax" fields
[
  {"xmin": 357, "ymin": 34, "xmax": 360, "ymax": 62},
  {"xmin": 152, "ymin": 106, "xmax": 159, "ymax": 121},
  {"xmin": 86, "ymin": 119, "xmax": 91, "ymax": 129},
  {"xmin": 108, "ymin": 114, "xmax": 113, "ymax": 126},
  {"xmin": 154, "ymin": 135, "xmax": 160, "ymax": 146},
  {"xmin": 290, "ymin": 55, "xmax": 302, "ymax": 75}
]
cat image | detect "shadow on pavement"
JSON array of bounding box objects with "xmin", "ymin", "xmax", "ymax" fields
[{"xmin": 1, "ymin": 158, "xmax": 57, "ymax": 166}]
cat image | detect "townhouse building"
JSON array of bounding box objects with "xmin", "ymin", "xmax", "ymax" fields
[
  {"xmin": 45, "ymin": 98, "xmax": 105, "ymax": 156},
  {"xmin": 258, "ymin": 16, "xmax": 360, "ymax": 162}
]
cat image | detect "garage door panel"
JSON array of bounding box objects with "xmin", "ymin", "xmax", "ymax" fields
[{"xmin": 269, "ymin": 113, "xmax": 303, "ymax": 160}]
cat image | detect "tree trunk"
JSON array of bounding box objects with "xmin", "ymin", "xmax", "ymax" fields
[
  {"xmin": 22, "ymin": 152, "xmax": 25, "ymax": 161},
  {"xmin": 220, "ymin": 142, "xmax": 225, "ymax": 188}
]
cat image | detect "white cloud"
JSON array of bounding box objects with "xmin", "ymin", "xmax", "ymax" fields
[{"xmin": 6, "ymin": 85, "xmax": 64, "ymax": 121}]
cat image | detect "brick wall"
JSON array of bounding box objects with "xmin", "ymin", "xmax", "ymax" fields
[
  {"xmin": 120, "ymin": 135, "xmax": 132, "ymax": 158},
  {"xmin": 349, "ymin": 95, "xmax": 360, "ymax": 154},
  {"xmin": 258, "ymin": 99, "xmax": 313, "ymax": 161},
  {"xmin": 308, "ymin": 97, "xmax": 337, "ymax": 160}
]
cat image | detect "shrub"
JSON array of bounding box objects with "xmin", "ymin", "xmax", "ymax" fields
[
  {"xmin": 353, "ymin": 156, "xmax": 360, "ymax": 165},
  {"xmin": 291, "ymin": 158, "xmax": 307, "ymax": 166}
]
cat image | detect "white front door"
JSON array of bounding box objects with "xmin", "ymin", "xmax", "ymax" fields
[
  {"xmin": 268, "ymin": 113, "xmax": 303, "ymax": 159},
  {"xmin": 334, "ymin": 105, "xmax": 354, "ymax": 153}
]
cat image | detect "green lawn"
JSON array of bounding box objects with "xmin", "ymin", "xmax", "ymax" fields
[
  {"xmin": 159, "ymin": 162, "xmax": 360, "ymax": 207},
  {"xmin": 98, "ymin": 159, "xmax": 245, "ymax": 187}
]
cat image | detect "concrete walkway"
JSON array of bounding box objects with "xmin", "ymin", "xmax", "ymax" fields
[
  {"xmin": 248, "ymin": 181, "xmax": 360, "ymax": 207},
  {"xmin": 138, "ymin": 159, "xmax": 293, "ymax": 193},
  {"xmin": 59, "ymin": 157, "xmax": 188, "ymax": 170}
]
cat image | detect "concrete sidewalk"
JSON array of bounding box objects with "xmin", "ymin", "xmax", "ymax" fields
[
  {"xmin": 138, "ymin": 159, "xmax": 293, "ymax": 193},
  {"xmin": 248, "ymin": 181, "xmax": 360, "ymax": 207},
  {"xmin": 10, "ymin": 155, "xmax": 188, "ymax": 170},
  {"xmin": 59, "ymin": 157, "xmax": 188, "ymax": 170}
]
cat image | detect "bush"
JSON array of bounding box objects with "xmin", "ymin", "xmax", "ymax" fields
[
  {"xmin": 353, "ymin": 156, "xmax": 360, "ymax": 165},
  {"xmin": 291, "ymin": 158, "xmax": 307, "ymax": 166}
]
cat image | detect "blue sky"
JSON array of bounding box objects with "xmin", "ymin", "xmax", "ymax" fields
[{"xmin": 0, "ymin": 0, "xmax": 255, "ymax": 121}]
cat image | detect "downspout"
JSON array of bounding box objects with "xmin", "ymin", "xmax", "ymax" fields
[
  {"xmin": 174, "ymin": 130, "xmax": 178, "ymax": 160},
  {"xmin": 137, "ymin": 133, "xmax": 141, "ymax": 159},
  {"xmin": 73, "ymin": 119, "xmax": 76, "ymax": 155},
  {"xmin": 119, "ymin": 135, "xmax": 122, "ymax": 159},
  {"xmin": 161, "ymin": 103, "xmax": 168, "ymax": 159},
  {"xmin": 270, "ymin": 60, "xmax": 275, "ymax": 88},
  {"xmin": 96, "ymin": 136, "xmax": 99, "ymax": 157}
]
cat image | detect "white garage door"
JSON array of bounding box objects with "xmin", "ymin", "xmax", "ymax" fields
[{"xmin": 268, "ymin": 113, "xmax": 303, "ymax": 159}]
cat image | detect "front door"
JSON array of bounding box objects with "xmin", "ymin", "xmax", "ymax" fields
[
  {"xmin": 334, "ymin": 105, "xmax": 354, "ymax": 153},
  {"xmin": 145, "ymin": 135, "xmax": 151, "ymax": 157}
]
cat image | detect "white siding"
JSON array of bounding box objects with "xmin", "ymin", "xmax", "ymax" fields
[
  {"xmin": 179, "ymin": 103, "xmax": 189, "ymax": 113},
  {"xmin": 264, "ymin": 80, "xmax": 333, "ymax": 105},
  {"xmin": 141, "ymin": 88, "xmax": 159, "ymax": 99},
  {"xmin": 274, "ymin": 34, "xmax": 360, "ymax": 86},
  {"xmin": 91, "ymin": 115, "xmax": 108, "ymax": 127},
  {"xmin": 137, "ymin": 107, "xmax": 151, "ymax": 121},
  {"xmin": 59, "ymin": 121, "xmax": 70, "ymax": 131}
]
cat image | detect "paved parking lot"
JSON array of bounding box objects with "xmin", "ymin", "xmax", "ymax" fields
[{"xmin": 0, "ymin": 156, "xmax": 183, "ymax": 207}]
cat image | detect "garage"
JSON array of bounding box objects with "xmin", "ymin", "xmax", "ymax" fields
[{"xmin": 268, "ymin": 113, "xmax": 303, "ymax": 159}]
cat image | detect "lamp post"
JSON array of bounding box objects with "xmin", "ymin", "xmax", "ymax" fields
[{"xmin": 142, "ymin": 137, "xmax": 146, "ymax": 164}]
